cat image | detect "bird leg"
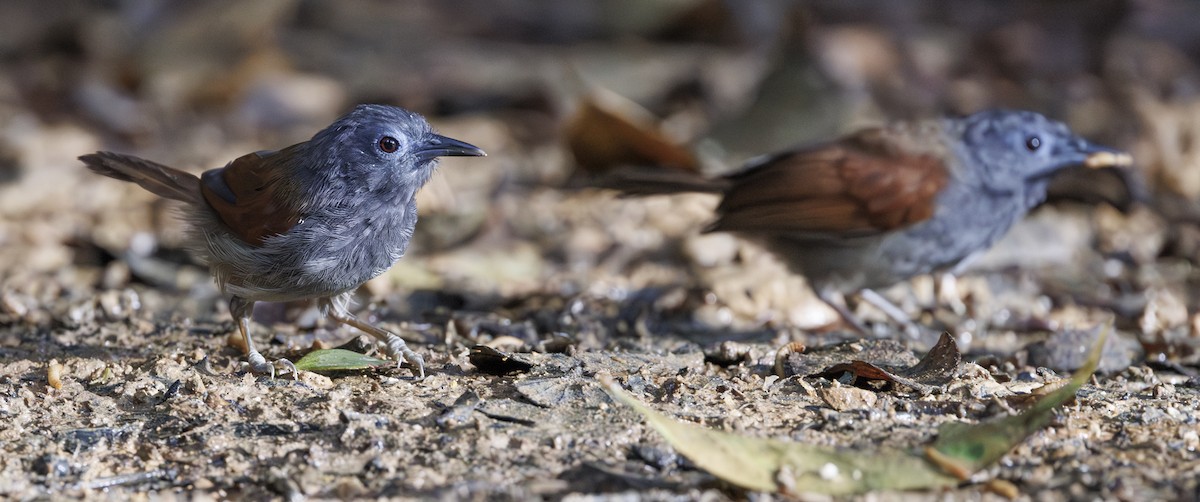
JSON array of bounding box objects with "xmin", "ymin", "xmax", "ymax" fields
[
  {"xmin": 858, "ymin": 288, "xmax": 912, "ymax": 325},
  {"xmin": 323, "ymin": 293, "xmax": 425, "ymax": 379},
  {"xmin": 858, "ymin": 288, "xmax": 923, "ymax": 339},
  {"xmin": 816, "ymin": 287, "xmax": 871, "ymax": 335},
  {"xmin": 935, "ymin": 273, "xmax": 968, "ymax": 316},
  {"xmin": 817, "ymin": 286, "xmax": 925, "ymax": 339},
  {"xmin": 229, "ymin": 296, "xmax": 296, "ymax": 379}
]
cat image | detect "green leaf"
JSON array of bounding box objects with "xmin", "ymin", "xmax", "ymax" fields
[
  {"xmin": 599, "ymin": 322, "xmax": 1110, "ymax": 494},
  {"xmin": 294, "ymin": 349, "xmax": 390, "ymax": 372},
  {"xmin": 925, "ymin": 323, "xmax": 1109, "ymax": 478},
  {"xmin": 600, "ymin": 376, "xmax": 956, "ymax": 494}
]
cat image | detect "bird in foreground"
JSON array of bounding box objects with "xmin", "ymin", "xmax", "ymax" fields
[
  {"xmin": 610, "ymin": 109, "xmax": 1132, "ymax": 333},
  {"xmin": 80, "ymin": 104, "xmax": 486, "ymax": 378}
]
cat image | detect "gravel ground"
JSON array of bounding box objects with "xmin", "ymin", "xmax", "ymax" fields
[{"xmin": 2, "ymin": 1, "xmax": 1200, "ymax": 500}]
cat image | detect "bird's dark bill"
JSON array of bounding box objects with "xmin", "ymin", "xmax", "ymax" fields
[{"xmin": 416, "ymin": 134, "xmax": 486, "ymax": 162}]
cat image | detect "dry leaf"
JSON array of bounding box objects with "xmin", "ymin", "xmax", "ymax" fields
[
  {"xmin": 566, "ymin": 88, "xmax": 699, "ymax": 174},
  {"xmin": 600, "ymin": 324, "xmax": 1108, "ymax": 494}
]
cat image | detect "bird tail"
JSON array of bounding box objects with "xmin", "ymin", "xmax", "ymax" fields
[
  {"xmin": 79, "ymin": 151, "xmax": 203, "ymax": 205},
  {"xmin": 597, "ymin": 168, "xmax": 730, "ymax": 196}
]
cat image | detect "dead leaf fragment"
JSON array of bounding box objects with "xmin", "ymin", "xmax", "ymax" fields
[
  {"xmin": 600, "ymin": 324, "xmax": 1108, "ymax": 494},
  {"xmin": 566, "ymin": 88, "xmax": 699, "ymax": 174},
  {"xmin": 925, "ymin": 324, "xmax": 1109, "ymax": 479},
  {"xmin": 599, "ymin": 374, "xmax": 957, "ymax": 494},
  {"xmin": 812, "ymin": 332, "xmax": 961, "ymax": 393},
  {"xmin": 469, "ymin": 345, "xmax": 535, "ymax": 375}
]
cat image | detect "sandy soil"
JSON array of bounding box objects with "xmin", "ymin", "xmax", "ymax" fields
[{"xmin": 2, "ymin": 1, "xmax": 1200, "ymax": 500}]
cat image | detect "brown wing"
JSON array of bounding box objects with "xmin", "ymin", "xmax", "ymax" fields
[
  {"xmin": 199, "ymin": 147, "xmax": 304, "ymax": 246},
  {"xmin": 709, "ymin": 128, "xmax": 949, "ymax": 237}
]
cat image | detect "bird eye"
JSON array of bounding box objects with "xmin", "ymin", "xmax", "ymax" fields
[
  {"xmin": 378, "ymin": 136, "xmax": 400, "ymax": 153},
  {"xmin": 1025, "ymin": 136, "xmax": 1041, "ymax": 151}
]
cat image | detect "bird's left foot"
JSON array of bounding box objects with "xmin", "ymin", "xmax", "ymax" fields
[
  {"xmin": 324, "ymin": 293, "xmax": 427, "ymax": 380},
  {"xmin": 382, "ymin": 333, "xmax": 425, "ymax": 380},
  {"xmin": 244, "ymin": 351, "xmax": 298, "ymax": 380}
]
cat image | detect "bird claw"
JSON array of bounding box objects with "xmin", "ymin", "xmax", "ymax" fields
[
  {"xmin": 901, "ymin": 321, "xmax": 925, "ymax": 341},
  {"xmin": 245, "ymin": 350, "xmax": 297, "ymax": 380},
  {"xmin": 384, "ymin": 334, "xmax": 425, "ymax": 380},
  {"xmin": 246, "ymin": 350, "xmax": 274, "ymax": 378},
  {"xmin": 278, "ymin": 358, "xmax": 298, "ymax": 380}
]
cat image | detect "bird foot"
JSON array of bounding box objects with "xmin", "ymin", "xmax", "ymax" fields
[
  {"xmin": 245, "ymin": 350, "xmax": 297, "ymax": 380},
  {"xmin": 383, "ymin": 334, "xmax": 425, "ymax": 380},
  {"xmin": 936, "ymin": 274, "xmax": 969, "ymax": 316},
  {"xmin": 900, "ymin": 321, "xmax": 927, "ymax": 341}
]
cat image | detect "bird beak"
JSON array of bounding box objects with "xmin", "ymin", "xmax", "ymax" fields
[
  {"xmin": 1083, "ymin": 149, "xmax": 1133, "ymax": 169},
  {"xmin": 1059, "ymin": 138, "xmax": 1132, "ymax": 169},
  {"xmin": 415, "ymin": 134, "xmax": 486, "ymax": 163}
]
